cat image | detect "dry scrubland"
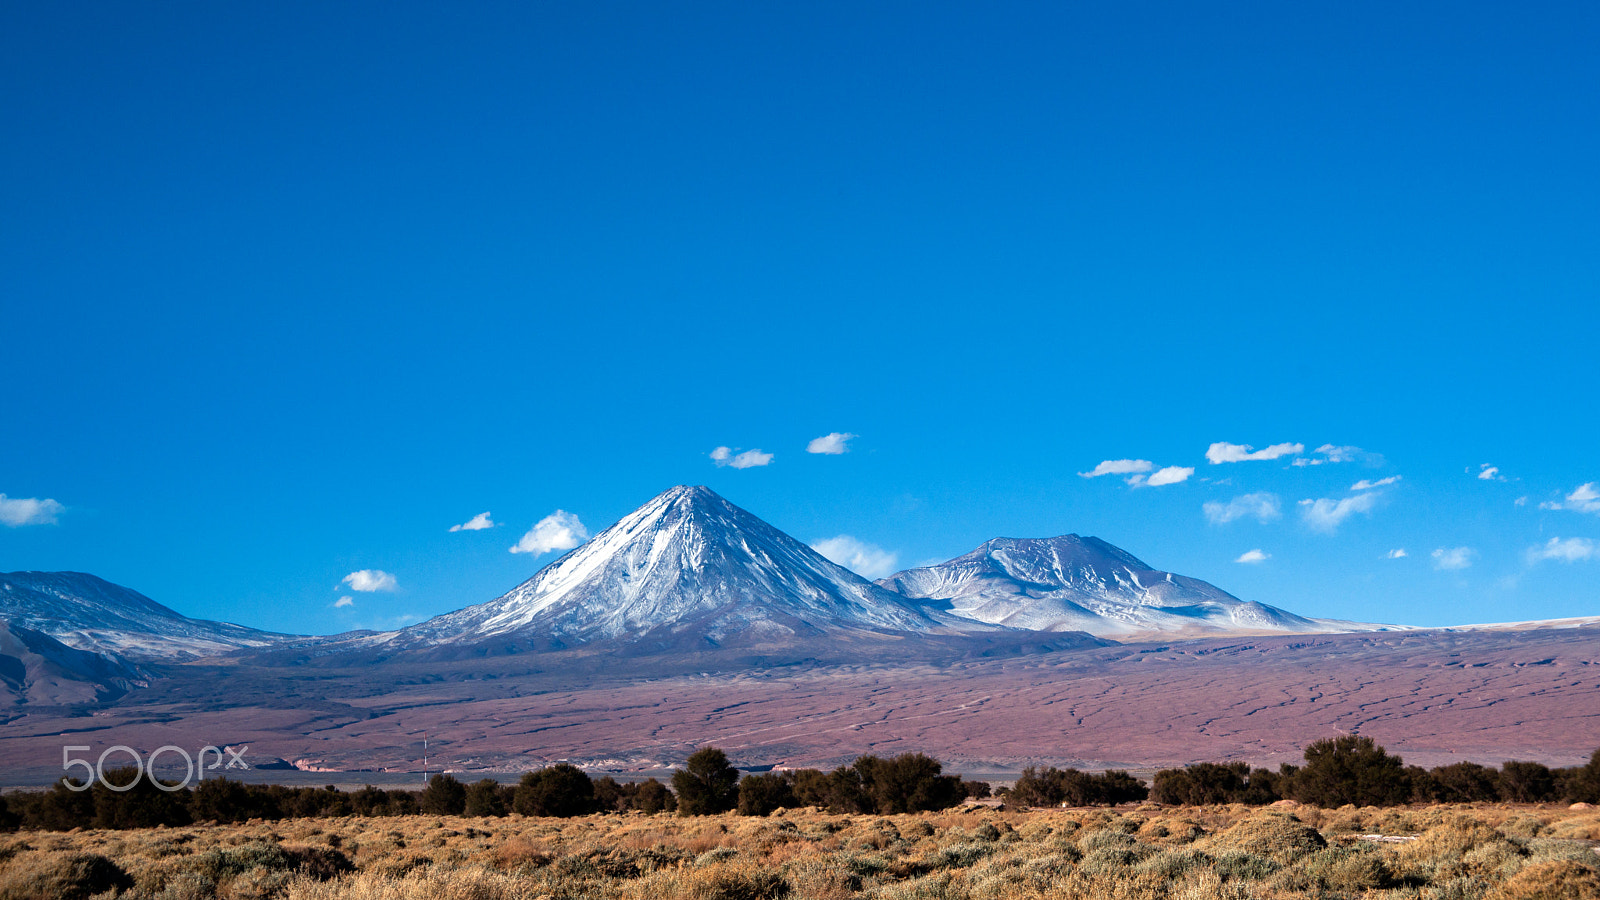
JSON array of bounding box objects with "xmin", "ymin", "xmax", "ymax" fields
[{"xmin": 2, "ymin": 804, "xmax": 1599, "ymax": 900}]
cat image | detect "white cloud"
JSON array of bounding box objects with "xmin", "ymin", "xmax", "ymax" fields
[
  {"xmin": 1477, "ymin": 465, "xmax": 1503, "ymax": 481},
  {"xmin": 1527, "ymin": 537, "xmax": 1598, "ymax": 564},
  {"xmin": 1351, "ymin": 475, "xmax": 1402, "ymax": 491},
  {"xmin": 711, "ymin": 446, "xmax": 773, "ymax": 469},
  {"xmin": 1292, "ymin": 444, "xmax": 1383, "ymax": 467},
  {"xmin": 1143, "ymin": 466, "xmax": 1195, "ymax": 487},
  {"xmin": 449, "ymin": 511, "xmax": 496, "ymax": 532},
  {"xmin": 1203, "ymin": 492, "xmax": 1282, "ymax": 525},
  {"xmin": 1206, "ymin": 442, "xmax": 1305, "ymax": 465},
  {"xmin": 1432, "ymin": 547, "xmax": 1474, "ymax": 571},
  {"xmin": 0, "ymin": 494, "xmax": 65, "ymax": 527},
  {"xmin": 1080, "ymin": 459, "xmax": 1154, "ymax": 478},
  {"xmin": 1515, "ymin": 496, "xmax": 1528, "ymax": 507},
  {"xmin": 1386, "ymin": 548, "xmax": 1408, "ymax": 559},
  {"xmin": 1235, "ymin": 549, "xmax": 1270, "ymax": 564},
  {"xmin": 806, "ymin": 433, "xmax": 857, "ymax": 455},
  {"xmin": 511, "ymin": 510, "xmax": 589, "ymax": 556},
  {"xmin": 1298, "ymin": 492, "xmax": 1379, "ymax": 533},
  {"xmin": 811, "ymin": 535, "xmax": 900, "ymax": 579},
  {"xmin": 1566, "ymin": 483, "xmax": 1600, "ymax": 514},
  {"xmin": 334, "ymin": 596, "xmax": 354, "ymax": 608},
  {"xmin": 341, "ymin": 570, "xmax": 398, "ymax": 592}
]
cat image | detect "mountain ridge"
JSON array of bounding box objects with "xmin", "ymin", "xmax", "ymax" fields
[{"xmin": 877, "ymin": 533, "xmax": 1398, "ymax": 639}]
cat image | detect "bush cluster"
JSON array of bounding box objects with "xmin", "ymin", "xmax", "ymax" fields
[
  {"xmin": 1149, "ymin": 739, "xmax": 1600, "ymax": 808},
  {"xmin": 1006, "ymin": 766, "xmax": 1149, "ymax": 807}
]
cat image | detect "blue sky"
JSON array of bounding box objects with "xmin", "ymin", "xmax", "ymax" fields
[{"xmin": 2, "ymin": 2, "xmax": 1596, "ymax": 635}]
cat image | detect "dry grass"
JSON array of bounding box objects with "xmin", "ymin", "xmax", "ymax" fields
[{"xmin": 0, "ymin": 803, "xmax": 1594, "ymax": 899}]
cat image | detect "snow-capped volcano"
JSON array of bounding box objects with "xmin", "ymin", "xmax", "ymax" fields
[
  {"xmin": 878, "ymin": 535, "xmax": 1369, "ymax": 639},
  {"xmin": 393, "ymin": 485, "xmax": 995, "ymax": 651},
  {"xmin": 0, "ymin": 571, "xmax": 296, "ymax": 661}
]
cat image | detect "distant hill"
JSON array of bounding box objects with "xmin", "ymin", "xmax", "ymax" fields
[{"xmin": 0, "ymin": 571, "xmax": 296, "ymax": 661}]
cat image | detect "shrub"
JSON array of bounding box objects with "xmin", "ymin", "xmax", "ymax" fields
[
  {"xmin": 1488, "ymin": 859, "xmax": 1600, "ymax": 900},
  {"xmin": 673, "ymin": 746, "xmax": 741, "ymax": 816},
  {"xmin": 1288, "ymin": 735, "xmax": 1411, "ymax": 807},
  {"xmin": 1420, "ymin": 762, "xmax": 1502, "ymax": 803},
  {"xmin": 1203, "ymin": 813, "xmax": 1327, "ymax": 864},
  {"xmin": 515, "ymin": 763, "xmax": 595, "ymax": 817},
  {"xmin": 419, "ymin": 773, "xmax": 467, "ymax": 815},
  {"xmin": 465, "ymin": 778, "xmax": 511, "ymax": 816},
  {"xmin": 1499, "ymin": 760, "xmax": 1559, "ymax": 803},
  {"xmin": 0, "ymin": 852, "xmax": 133, "ymax": 900},
  {"xmin": 1010, "ymin": 766, "xmax": 1149, "ymax": 807},
  {"xmin": 854, "ymin": 754, "xmax": 965, "ymax": 814},
  {"xmin": 738, "ymin": 772, "xmax": 796, "ymax": 817}
]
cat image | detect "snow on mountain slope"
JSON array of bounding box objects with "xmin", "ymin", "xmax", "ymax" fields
[
  {"xmin": 0, "ymin": 572, "xmax": 296, "ymax": 661},
  {"xmin": 878, "ymin": 535, "xmax": 1395, "ymax": 639},
  {"xmin": 390, "ymin": 485, "xmax": 999, "ymax": 651},
  {"xmin": 0, "ymin": 621, "xmax": 148, "ymax": 706}
]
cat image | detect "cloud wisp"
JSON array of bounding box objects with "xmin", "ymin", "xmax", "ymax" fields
[
  {"xmin": 341, "ymin": 570, "xmax": 398, "ymax": 592},
  {"xmin": 1292, "ymin": 444, "xmax": 1383, "ymax": 467},
  {"xmin": 450, "ymin": 512, "xmax": 496, "ymax": 532},
  {"xmin": 1235, "ymin": 549, "xmax": 1270, "ymax": 564},
  {"xmin": 0, "ymin": 494, "xmax": 65, "ymax": 527},
  {"xmin": 1387, "ymin": 548, "xmax": 1408, "ymax": 559},
  {"xmin": 511, "ymin": 510, "xmax": 589, "ymax": 556},
  {"xmin": 1203, "ymin": 492, "xmax": 1282, "ymax": 525},
  {"xmin": 1205, "ymin": 442, "xmax": 1304, "ymax": 464},
  {"xmin": 1141, "ymin": 466, "xmax": 1194, "ymax": 488},
  {"xmin": 806, "ymin": 433, "xmax": 857, "ymax": 455},
  {"xmin": 711, "ymin": 446, "xmax": 774, "ymax": 469},
  {"xmin": 811, "ymin": 535, "xmax": 900, "ymax": 579},
  {"xmin": 1477, "ymin": 464, "xmax": 1505, "ymax": 481},
  {"xmin": 1079, "ymin": 459, "xmax": 1154, "ymax": 478},
  {"xmin": 1565, "ymin": 483, "xmax": 1600, "ymax": 514},
  {"xmin": 334, "ymin": 596, "xmax": 354, "ymax": 608},
  {"xmin": 1299, "ymin": 492, "xmax": 1379, "ymax": 533},
  {"xmin": 1527, "ymin": 537, "xmax": 1597, "ymax": 564},
  {"xmin": 1351, "ymin": 475, "xmax": 1402, "ymax": 491},
  {"xmin": 1432, "ymin": 547, "xmax": 1474, "ymax": 571}
]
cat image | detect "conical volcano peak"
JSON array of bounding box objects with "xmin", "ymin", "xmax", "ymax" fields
[{"xmin": 394, "ymin": 485, "xmax": 994, "ymax": 651}]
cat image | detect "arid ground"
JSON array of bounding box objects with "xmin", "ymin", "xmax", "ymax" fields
[
  {"xmin": 2, "ymin": 625, "xmax": 1596, "ymax": 781},
  {"xmin": 3, "ymin": 801, "xmax": 1599, "ymax": 899}
]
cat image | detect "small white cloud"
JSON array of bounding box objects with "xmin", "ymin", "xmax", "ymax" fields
[
  {"xmin": 0, "ymin": 494, "xmax": 66, "ymax": 527},
  {"xmin": 806, "ymin": 433, "xmax": 857, "ymax": 455},
  {"xmin": 1080, "ymin": 459, "xmax": 1154, "ymax": 478},
  {"xmin": 1351, "ymin": 475, "xmax": 1402, "ymax": 491},
  {"xmin": 1298, "ymin": 492, "xmax": 1380, "ymax": 533},
  {"xmin": 1235, "ymin": 549, "xmax": 1270, "ymax": 564},
  {"xmin": 334, "ymin": 596, "xmax": 354, "ymax": 608},
  {"xmin": 1566, "ymin": 483, "xmax": 1600, "ymax": 514},
  {"xmin": 1527, "ymin": 537, "xmax": 1598, "ymax": 564},
  {"xmin": 811, "ymin": 535, "xmax": 900, "ymax": 579},
  {"xmin": 511, "ymin": 510, "xmax": 589, "ymax": 556},
  {"xmin": 711, "ymin": 446, "xmax": 773, "ymax": 468},
  {"xmin": 1515, "ymin": 496, "xmax": 1528, "ymax": 507},
  {"xmin": 1386, "ymin": 548, "xmax": 1408, "ymax": 559},
  {"xmin": 1206, "ymin": 442, "xmax": 1305, "ymax": 465},
  {"xmin": 1143, "ymin": 466, "xmax": 1195, "ymax": 488},
  {"xmin": 1292, "ymin": 444, "xmax": 1383, "ymax": 467},
  {"xmin": 1477, "ymin": 465, "xmax": 1503, "ymax": 481},
  {"xmin": 449, "ymin": 511, "xmax": 496, "ymax": 532},
  {"xmin": 1432, "ymin": 546, "xmax": 1474, "ymax": 570},
  {"xmin": 341, "ymin": 570, "xmax": 398, "ymax": 592},
  {"xmin": 1203, "ymin": 492, "xmax": 1282, "ymax": 525}
]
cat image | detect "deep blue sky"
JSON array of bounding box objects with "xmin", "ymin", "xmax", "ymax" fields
[{"xmin": 3, "ymin": 2, "xmax": 1596, "ymax": 635}]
